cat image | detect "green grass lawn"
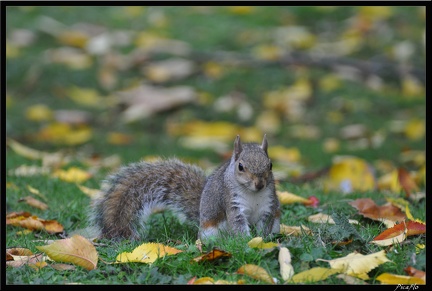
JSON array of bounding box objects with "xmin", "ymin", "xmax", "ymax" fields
[{"xmin": 5, "ymin": 6, "xmax": 425, "ymax": 285}]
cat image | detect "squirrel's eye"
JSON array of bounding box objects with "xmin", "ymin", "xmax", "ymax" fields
[
  {"xmin": 269, "ymin": 162, "xmax": 272, "ymax": 170},
  {"xmin": 238, "ymin": 163, "xmax": 244, "ymax": 171}
]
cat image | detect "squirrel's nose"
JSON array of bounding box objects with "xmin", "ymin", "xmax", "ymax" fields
[{"xmin": 255, "ymin": 182, "xmax": 264, "ymax": 190}]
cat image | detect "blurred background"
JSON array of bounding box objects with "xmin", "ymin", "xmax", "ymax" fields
[{"xmin": 6, "ymin": 6, "xmax": 425, "ymax": 191}]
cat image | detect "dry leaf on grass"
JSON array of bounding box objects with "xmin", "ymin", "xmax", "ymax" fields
[
  {"xmin": 36, "ymin": 234, "xmax": 98, "ymax": 270},
  {"xmin": 316, "ymin": 250, "xmax": 390, "ymax": 280},
  {"xmin": 191, "ymin": 247, "xmax": 232, "ymax": 263},
  {"xmin": 116, "ymin": 242, "xmax": 182, "ymax": 264},
  {"xmin": 236, "ymin": 264, "xmax": 275, "ymax": 284}
]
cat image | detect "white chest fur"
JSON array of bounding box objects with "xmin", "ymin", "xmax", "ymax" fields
[{"xmin": 233, "ymin": 186, "xmax": 273, "ymax": 224}]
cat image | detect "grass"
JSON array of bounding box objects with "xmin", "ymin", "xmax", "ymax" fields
[{"xmin": 5, "ymin": 5, "xmax": 426, "ymax": 285}]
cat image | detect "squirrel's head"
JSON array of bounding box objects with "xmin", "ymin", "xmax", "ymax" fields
[{"xmin": 232, "ymin": 134, "xmax": 273, "ymax": 192}]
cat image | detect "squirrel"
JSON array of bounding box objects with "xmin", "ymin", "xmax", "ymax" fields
[{"xmin": 88, "ymin": 134, "xmax": 281, "ymax": 242}]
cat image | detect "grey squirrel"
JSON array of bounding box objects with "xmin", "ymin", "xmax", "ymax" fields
[{"xmin": 88, "ymin": 134, "xmax": 281, "ymax": 242}]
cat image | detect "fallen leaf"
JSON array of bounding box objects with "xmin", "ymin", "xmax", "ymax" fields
[
  {"xmin": 268, "ymin": 145, "xmax": 301, "ymax": 163},
  {"xmin": 373, "ymin": 220, "xmax": 425, "ymax": 243},
  {"xmin": 316, "ymin": 250, "xmax": 390, "ymax": 280},
  {"xmin": 6, "ymin": 212, "xmax": 64, "ymax": 234},
  {"xmin": 398, "ymin": 167, "xmax": 419, "ymax": 197},
  {"xmin": 237, "ymin": 264, "xmax": 275, "ymax": 284},
  {"xmin": 19, "ymin": 196, "xmax": 48, "ymax": 210},
  {"xmin": 53, "ymin": 167, "xmax": 92, "ymax": 183},
  {"xmin": 191, "ymin": 247, "xmax": 232, "ymax": 263},
  {"xmin": 36, "ymin": 235, "xmax": 98, "ymax": 270},
  {"xmin": 27, "ymin": 261, "xmax": 48, "ymax": 270},
  {"xmin": 323, "ymin": 156, "xmax": 376, "ymax": 193},
  {"xmin": 116, "ymin": 242, "xmax": 182, "ymax": 264},
  {"xmin": 370, "ymin": 223, "xmax": 407, "ymax": 246},
  {"xmin": 277, "ymin": 191, "xmax": 309, "ymax": 205},
  {"xmin": 6, "ymin": 253, "xmax": 46, "ymax": 268},
  {"xmin": 279, "ymin": 247, "xmax": 294, "ymax": 282},
  {"xmin": 7, "ymin": 138, "xmax": 47, "ymax": 160},
  {"xmin": 37, "ymin": 123, "xmax": 92, "ymax": 146},
  {"xmin": 280, "ymin": 224, "xmax": 312, "ymax": 236},
  {"xmin": 25, "ymin": 104, "xmax": 53, "ymax": 122},
  {"xmin": 247, "ymin": 237, "xmax": 278, "ymax": 249},
  {"xmin": 404, "ymin": 266, "xmax": 426, "ymax": 280},
  {"xmin": 6, "ymin": 248, "xmax": 34, "ymax": 260},
  {"xmin": 376, "ymin": 273, "xmax": 425, "ymax": 285},
  {"xmin": 348, "ymin": 198, "xmax": 406, "ymax": 223},
  {"xmin": 76, "ymin": 184, "xmax": 100, "ymax": 198},
  {"xmin": 308, "ymin": 213, "xmax": 358, "ymax": 225},
  {"xmin": 290, "ymin": 267, "xmax": 340, "ymax": 283},
  {"xmin": 26, "ymin": 185, "xmax": 48, "ymax": 201}
]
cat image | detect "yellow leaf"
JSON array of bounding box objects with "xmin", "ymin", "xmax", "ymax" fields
[
  {"xmin": 192, "ymin": 277, "xmax": 215, "ymax": 284},
  {"xmin": 27, "ymin": 185, "xmax": 48, "ymax": 201},
  {"xmin": 316, "ymin": 250, "xmax": 390, "ymax": 279},
  {"xmin": 376, "ymin": 273, "xmax": 425, "ymax": 285},
  {"xmin": 277, "ymin": 191, "xmax": 309, "ymax": 205},
  {"xmin": 36, "ymin": 234, "xmax": 98, "ymax": 270},
  {"xmin": 7, "ymin": 138, "xmax": 47, "ymax": 160},
  {"xmin": 404, "ymin": 119, "xmax": 425, "ymax": 140},
  {"xmin": 53, "ymin": 167, "xmax": 91, "ymax": 183},
  {"xmin": 290, "ymin": 267, "xmax": 340, "ymax": 283},
  {"xmin": 279, "ymin": 247, "xmax": 294, "ymax": 282},
  {"xmin": 116, "ymin": 242, "xmax": 182, "ymax": 264},
  {"xmin": 308, "ymin": 213, "xmax": 359, "ymax": 225},
  {"xmin": 25, "ymin": 104, "xmax": 53, "ymax": 122},
  {"xmin": 247, "ymin": 237, "xmax": 278, "ymax": 249},
  {"xmin": 323, "ymin": 156, "xmax": 375, "ymax": 193},
  {"xmin": 269, "ymin": 146, "xmax": 301, "ymax": 164},
  {"xmin": 280, "ymin": 224, "xmax": 312, "ymax": 236},
  {"xmin": 76, "ymin": 184, "xmax": 100, "ymax": 198},
  {"xmin": 56, "ymin": 30, "xmax": 89, "ymax": 48},
  {"xmin": 38, "ymin": 123, "xmax": 92, "ymax": 145},
  {"xmin": 66, "ymin": 86, "xmax": 105, "ymax": 107},
  {"xmin": 237, "ymin": 264, "xmax": 275, "ymax": 284},
  {"xmin": 377, "ymin": 169, "xmax": 401, "ymax": 193}
]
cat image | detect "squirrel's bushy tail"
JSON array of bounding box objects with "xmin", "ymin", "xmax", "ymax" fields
[{"xmin": 88, "ymin": 158, "xmax": 206, "ymax": 240}]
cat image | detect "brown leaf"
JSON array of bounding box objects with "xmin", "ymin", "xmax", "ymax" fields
[
  {"xmin": 398, "ymin": 167, "xmax": 419, "ymax": 198},
  {"xmin": 6, "ymin": 212, "xmax": 64, "ymax": 234},
  {"xmin": 348, "ymin": 198, "xmax": 406, "ymax": 222},
  {"xmin": 404, "ymin": 266, "xmax": 426, "ymax": 280},
  {"xmin": 6, "ymin": 253, "xmax": 45, "ymax": 268},
  {"xmin": 191, "ymin": 247, "xmax": 232, "ymax": 263},
  {"xmin": 6, "ymin": 248, "xmax": 34, "ymax": 260},
  {"xmin": 19, "ymin": 196, "xmax": 49, "ymax": 210}
]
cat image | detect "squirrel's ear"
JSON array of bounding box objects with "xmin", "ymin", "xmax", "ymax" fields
[
  {"xmin": 260, "ymin": 134, "xmax": 268, "ymax": 154},
  {"xmin": 234, "ymin": 135, "xmax": 242, "ymax": 160}
]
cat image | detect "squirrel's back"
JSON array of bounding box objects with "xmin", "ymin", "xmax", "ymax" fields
[{"xmin": 88, "ymin": 158, "xmax": 206, "ymax": 240}]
